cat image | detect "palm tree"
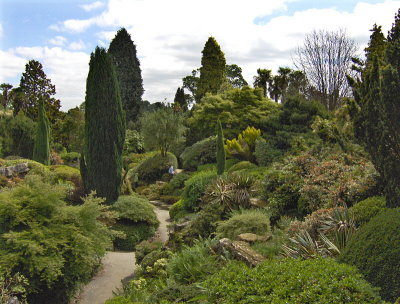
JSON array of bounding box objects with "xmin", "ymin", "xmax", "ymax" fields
[{"xmin": 253, "ymin": 68, "xmax": 272, "ymax": 98}]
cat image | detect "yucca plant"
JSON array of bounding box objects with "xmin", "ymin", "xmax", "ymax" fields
[{"xmin": 203, "ymin": 172, "xmax": 258, "ymax": 212}]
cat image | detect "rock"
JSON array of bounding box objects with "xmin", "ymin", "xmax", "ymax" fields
[
  {"xmin": 213, "ymin": 238, "xmax": 266, "ymax": 266},
  {"xmin": 0, "ymin": 163, "xmax": 29, "ymax": 177},
  {"xmin": 238, "ymin": 233, "xmax": 272, "ymax": 243},
  {"xmin": 7, "ymin": 296, "xmax": 20, "ymax": 304},
  {"xmin": 250, "ymin": 198, "xmax": 267, "ymax": 207}
]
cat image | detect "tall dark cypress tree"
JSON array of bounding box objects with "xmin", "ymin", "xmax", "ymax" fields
[
  {"xmin": 108, "ymin": 28, "xmax": 143, "ymax": 123},
  {"xmin": 82, "ymin": 47, "xmax": 125, "ymax": 203},
  {"xmin": 349, "ymin": 11, "xmax": 400, "ymax": 208},
  {"xmin": 33, "ymin": 98, "xmax": 50, "ymax": 165},
  {"xmin": 196, "ymin": 37, "xmax": 226, "ymax": 102},
  {"xmin": 216, "ymin": 119, "xmax": 225, "ymax": 175},
  {"xmin": 173, "ymin": 87, "xmax": 187, "ymax": 111}
]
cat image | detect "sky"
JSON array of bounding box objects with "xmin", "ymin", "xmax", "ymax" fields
[{"xmin": 0, "ymin": 0, "xmax": 399, "ymax": 111}]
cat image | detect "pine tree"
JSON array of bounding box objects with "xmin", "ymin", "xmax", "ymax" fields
[
  {"xmin": 108, "ymin": 28, "xmax": 143, "ymax": 123},
  {"xmin": 349, "ymin": 11, "xmax": 400, "ymax": 207},
  {"xmin": 196, "ymin": 37, "xmax": 226, "ymax": 102},
  {"xmin": 173, "ymin": 87, "xmax": 187, "ymax": 111},
  {"xmin": 216, "ymin": 119, "xmax": 225, "ymax": 175},
  {"xmin": 82, "ymin": 47, "xmax": 126, "ymax": 203},
  {"xmin": 33, "ymin": 98, "xmax": 50, "ymax": 165}
]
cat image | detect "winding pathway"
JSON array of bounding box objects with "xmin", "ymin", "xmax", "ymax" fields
[{"xmin": 73, "ymin": 203, "xmax": 170, "ymax": 304}]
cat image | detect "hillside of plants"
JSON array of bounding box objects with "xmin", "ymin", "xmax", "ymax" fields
[{"xmin": 1, "ymin": 9, "xmax": 400, "ymax": 304}]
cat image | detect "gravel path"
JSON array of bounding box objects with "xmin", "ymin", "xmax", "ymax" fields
[{"xmin": 73, "ymin": 204, "xmax": 170, "ymax": 304}]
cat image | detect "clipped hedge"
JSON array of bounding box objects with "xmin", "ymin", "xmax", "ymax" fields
[
  {"xmin": 216, "ymin": 209, "xmax": 270, "ymax": 240},
  {"xmin": 348, "ymin": 196, "xmax": 386, "ymax": 227},
  {"xmin": 339, "ymin": 208, "xmax": 400, "ymax": 302},
  {"xmin": 112, "ymin": 194, "xmax": 159, "ymax": 250},
  {"xmin": 134, "ymin": 152, "xmax": 177, "ymax": 183},
  {"xmin": 204, "ymin": 258, "xmax": 385, "ymax": 304},
  {"xmin": 180, "ymin": 136, "xmax": 216, "ymax": 171},
  {"xmin": 227, "ymin": 160, "xmax": 257, "ymax": 173}
]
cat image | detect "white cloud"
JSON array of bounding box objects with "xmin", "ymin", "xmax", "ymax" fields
[
  {"xmin": 68, "ymin": 40, "xmax": 86, "ymax": 51},
  {"xmin": 48, "ymin": 35, "xmax": 67, "ymax": 46},
  {"xmin": 16, "ymin": 0, "xmax": 400, "ymax": 109},
  {"xmin": 81, "ymin": 1, "xmax": 105, "ymax": 12},
  {"xmin": 3, "ymin": 47, "xmax": 90, "ymax": 110}
]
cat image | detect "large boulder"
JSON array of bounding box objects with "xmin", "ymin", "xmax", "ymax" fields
[
  {"xmin": 0, "ymin": 163, "xmax": 29, "ymax": 177},
  {"xmin": 213, "ymin": 238, "xmax": 266, "ymax": 266}
]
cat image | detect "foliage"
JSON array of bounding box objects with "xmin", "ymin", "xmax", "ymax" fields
[
  {"xmin": 180, "ymin": 136, "xmax": 216, "ymax": 170},
  {"xmin": 0, "ymin": 268, "xmax": 29, "ymax": 304},
  {"xmin": 189, "ymin": 86, "xmax": 279, "ymax": 140},
  {"xmin": 339, "ymin": 208, "xmax": 400, "ymax": 302},
  {"xmin": 253, "ymin": 68, "xmax": 272, "ymax": 98},
  {"xmin": 203, "ymin": 172, "xmax": 258, "ymax": 213},
  {"xmin": 112, "ymin": 194, "xmax": 159, "ymax": 250},
  {"xmin": 254, "ymin": 139, "xmax": 283, "ymax": 166},
  {"xmin": 135, "ymin": 240, "xmax": 164, "ymax": 265},
  {"xmin": 123, "ymin": 129, "xmax": 144, "ymax": 154},
  {"xmin": 166, "ymin": 239, "xmax": 221, "ymax": 285},
  {"xmin": 82, "ymin": 47, "xmax": 125, "ymax": 203},
  {"xmin": 140, "ymin": 107, "xmax": 186, "ymax": 157},
  {"xmin": 161, "ymin": 172, "xmax": 191, "ymax": 196},
  {"xmin": 0, "ymin": 177, "xmax": 115, "ymax": 303},
  {"xmin": 134, "ymin": 152, "xmax": 177, "ymax": 184},
  {"xmin": 196, "ymin": 37, "xmax": 226, "ymax": 102},
  {"xmin": 54, "ymin": 107, "xmax": 84, "ymax": 153},
  {"xmin": 33, "ymin": 99, "xmax": 50, "ymax": 165},
  {"xmin": 216, "ymin": 209, "xmax": 270, "ymax": 240},
  {"xmin": 181, "ymin": 170, "xmax": 218, "ymax": 211},
  {"xmin": 226, "ymin": 64, "xmax": 248, "ymax": 88},
  {"xmin": 216, "ymin": 120, "xmax": 225, "ymax": 175},
  {"xmin": 18, "ymin": 59, "xmax": 61, "ymax": 122},
  {"xmin": 60, "ymin": 151, "xmax": 80, "ymax": 164},
  {"xmin": 226, "ymin": 160, "xmax": 257, "ymax": 173},
  {"xmin": 203, "ymin": 259, "xmax": 385, "ymax": 304},
  {"xmin": 0, "ymin": 112, "xmax": 36, "ymax": 158},
  {"xmin": 108, "ymin": 28, "xmax": 144, "ymax": 123},
  {"xmin": 348, "ymin": 196, "xmax": 386, "ymax": 227},
  {"xmin": 348, "ymin": 13, "xmax": 400, "ymax": 207},
  {"xmin": 169, "ymin": 199, "xmax": 186, "ymax": 220},
  {"xmin": 225, "ymin": 126, "xmax": 263, "ymax": 162}
]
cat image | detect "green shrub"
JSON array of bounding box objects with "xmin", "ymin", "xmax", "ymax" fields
[
  {"xmin": 169, "ymin": 199, "xmax": 187, "ymax": 220},
  {"xmin": 135, "ymin": 240, "xmax": 164, "ymax": 265},
  {"xmin": 160, "ymin": 172, "xmax": 191, "ymax": 196},
  {"xmin": 216, "ymin": 209, "xmax": 270, "ymax": 240},
  {"xmin": 105, "ymin": 296, "xmax": 134, "ymax": 304},
  {"xmin": 49, "ymin": 165, "xmax": 80, "ymax": 181},
  {"xmin": 134, "ymin": 152, "xmax": 177, "ymax": 183},
  {"xmin": 112, "ymin": 194, "xmax": 159, "ymax": 251},
  {"xmin": 348, "ymin": 196, "xmax": 386, "ymax": 227},
  {"xmin": 203, "ymin": 258, "xmax": 385, "ymax": 304},
  {"xmin": 227, "ymin": 160, "xmax": 257, "ymax": 173},
  {"xmin": 124, "ymin": 129, "xmax": 144, "ymax": 154},
  {"xmin": 339, "ymin": 208, "xmax": 400, "ymax": 302},
  {"xmin": 166, "ymin": 239, "xmax": 221, "ymax": 285},
  {"xmin": 0, "ymin": 268, "xmax": 29, "ymax": 304},
  {"xmin": 0, "ymin": 177, "xmax": 114, "ymax": 303},
  {"xmin": 181, "ymin": 171, "xmax": 217, "ymax": 211},
  {"xmin": 60, "ymin": 151, "xmax": 80, "ymax": 163},
  {"xmin": 180, "ymin": 136, "xmax": 216, "ymax": 170},
  {"xmin": 254, "ymin": 139, "xmax": 283, "ymax": 166}
]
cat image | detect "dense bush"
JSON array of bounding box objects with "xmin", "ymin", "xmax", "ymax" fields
[
  {"xmin": 169, "ymin": 199, "xmax": 186, "ymax": 220},
  {"xmin": 60, "ymin": 151, "xmax": 80, "ymax": 164},
  {"xmin": 135, "ymin": 240, "xmax": 164, "ymax": 265},
  {"xmin": 112, "ymin": 194, "xmax": 159, "ymax": 250},
  {"xmin": 124, "ymin": 129, "xmax": 144, "ymax": 154},
  {"xmin": 227, "ymin": 160, "xmax": 257, "ymax": 173},
  {"xmin": 0, "ymin": 176, "xmax": 115, "ymax": 303},
  {"xmin": 203, "ymin": 258, "xmax": 385, "ymax": 303},
  {"xmin": 180, "ymin": 136, "xmax": 216, "ymax": 170},
  {"xmin": 339, "ymin": 208, "xmax": 400, "ymax": 302},
  {"xmin": 181, "ymin": 170, "xmax": 217, "ymax": 211},
  {"xmin": 216, "ymin": 209, "xmax": 270, "ymax": 240},
  {"xmin": 254, "ymin": 139, "xmax": 283, "ymax": 166},
  {"xmin": 166, "ymin": 239, "xmax": 221, "ymax": 285},
  {"xmin": 348, "ymin": 196, "xmax": 386, "ymax": 227},
  {"xmin": 134, "ymin": 152, "xmax": 178, "ymax": 183},
  {"xmin": 161, "ymin": 172, "xmax": 191, "ymax": 196}
]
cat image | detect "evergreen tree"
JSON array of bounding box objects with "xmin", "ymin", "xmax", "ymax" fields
[
  {"xmin": 82, "ymin": 47, "xmax": 125, "ymax": 203},
  {"xmin": 216, "ymin": 119, "xmax": 225, "ymax": 175},
  {"xmin": 108, "ymin": 28, "xmax": 143, "ymax": 123},
  {"xmin": 253, "ymin": 68, "xmax": 272, "ymax": 98},
  {"xmin": 173, "ymin": 87, "xmax": 188, "ymax": 111},
  {"xmin": 349, "ymin": 12, "xmax": 400, "ymax": 208},
  {"xmin": 19, "ymin": 60, "xmax": 61, "ymax": 122},
  {"xmin": 196, "ymin": 37, "xmax": 226, "ymax": 102},
  {"xmin": 33, "ymin": 98, "xmax": 50, "ymax": 165}
]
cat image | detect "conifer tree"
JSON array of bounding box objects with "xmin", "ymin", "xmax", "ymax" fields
[
  {"xmin": 349, "ymin": 11, "xmax": 400, "ymax": 207},
  {"xmin": 173, "ymin": 87, "xmax": 187, "ymax": 111},
  {"xmin": 82, "ymin": 47, "xmax": 125, "ymax": 203},
  {"xmin": 216, "ymin": 119, "xmax": 225, "ymax": 175},
  {"xmin": 196, "ymin": 37, "xmax": 226, "ymax": 102},
  {"xmin": 109, "ymin": 28, "xmax": 143, "ymax": 123},
  {"xmin": 33, "ymin": 98, "xmax": 50, "ymax": 165}
]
